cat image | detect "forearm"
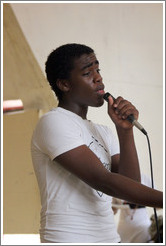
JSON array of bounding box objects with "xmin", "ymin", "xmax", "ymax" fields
[
  {"xmin": 55, "ymin": 144, "xmax": 162, "ymax": 209},
  {"xmin": 116, "ymin": 127, "xmax": 141, "ymax": 182},
  {"xmin": 99, "ymin": 172, "xmax": 162, "ymax": 208}
]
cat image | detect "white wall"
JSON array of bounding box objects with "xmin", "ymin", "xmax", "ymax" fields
[{"xmin": 10, "ymin": 1, "xmax": 164, "ymax": 209}]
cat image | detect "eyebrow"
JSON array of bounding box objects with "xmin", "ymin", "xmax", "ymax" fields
[{"xmin": 81, "ymin": 60, "xmax": 99, "ymax": 71}]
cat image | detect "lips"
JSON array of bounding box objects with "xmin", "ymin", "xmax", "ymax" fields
[
  {"xmin": 97, "ymin": 89, "xmax": 105, "ymax": 95},
  {"xmin": 96, "ymin": 86, "xmax": 105, "ymax": 95}
]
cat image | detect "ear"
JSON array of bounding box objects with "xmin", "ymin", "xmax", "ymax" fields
[{"xmin": 56, "ymin": 79, "xmax": 71, "ymax": 92}]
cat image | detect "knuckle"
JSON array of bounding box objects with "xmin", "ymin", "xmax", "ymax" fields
[{"xmin": 117, "ymin": 96, "xmax": 123, "ymax": 100}]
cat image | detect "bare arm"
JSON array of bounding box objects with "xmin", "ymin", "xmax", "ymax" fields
[
  {"xmin": 108, "ymin": 96, "xmax": 141, "ymax": 182},
  {"xmin": 55, "ymin": 145, "xmax": 162, "ymax": 208},
  {"xmin": 111, "ymin": 128, "xmax": 140, "ymax": 181}
]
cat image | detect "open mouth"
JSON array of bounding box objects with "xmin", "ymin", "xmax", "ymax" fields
[{"xmin": 97, "ymin": 89, "xmax": 105, "ymax": 95}]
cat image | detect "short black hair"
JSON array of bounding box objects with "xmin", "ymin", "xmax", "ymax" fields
[{"xmin": 45, "ymin": 43, "xmax": 94, "ymax": 100}]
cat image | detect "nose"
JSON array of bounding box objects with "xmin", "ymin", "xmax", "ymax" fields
[{"xmin": 93, "ymin": 70, "xmax": 103, "ymax": 83}]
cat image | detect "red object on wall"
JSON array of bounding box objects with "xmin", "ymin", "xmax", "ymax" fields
[{"xmin": 3, "ymin": 100, "xmax": 24, "ymax": 113}]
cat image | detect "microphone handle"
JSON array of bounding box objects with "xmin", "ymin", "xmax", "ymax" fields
[{"xmin": 103, "ymin": 92, "xmax": 147, "ymax": 135}]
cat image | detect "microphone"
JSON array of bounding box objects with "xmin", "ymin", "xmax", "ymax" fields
[{"xmin": 103, "ymin": 92, "xmax": 147, "ymax": 135}]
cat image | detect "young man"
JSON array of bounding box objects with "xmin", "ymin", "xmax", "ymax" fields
[{"xmin": 31, "ymin": 43, "xmax": 163, "ymax": 243}]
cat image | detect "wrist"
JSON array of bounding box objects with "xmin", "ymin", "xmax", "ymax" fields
[{"xmin": 116, "ymin": 126, "xmax": 134, "ymax": 137}]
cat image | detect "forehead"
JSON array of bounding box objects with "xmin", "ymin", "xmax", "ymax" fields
[{"xmin": 73, "ymin": 53, "xmax": 99, "ymax": 70}]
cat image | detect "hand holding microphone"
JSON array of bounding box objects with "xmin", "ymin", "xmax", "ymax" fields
[
  {"xmin": 103, "ymin": 92, "xmax": 147, "ymax": 135},
  {"xmin": 103, "ymin": 93, "xmax": 162, "ymax": 241}
]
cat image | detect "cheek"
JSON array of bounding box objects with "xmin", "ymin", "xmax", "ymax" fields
[
  {"xmin": 75, "ymin": 88, "xmax": 92, "ymax": 102},
  {"xmin": 71, "ymin": 78, "xmax": 94, "ymax": 96},
  {"xmin": 70, "ymin": 86, "xmax": 93, "ymax": 105}
]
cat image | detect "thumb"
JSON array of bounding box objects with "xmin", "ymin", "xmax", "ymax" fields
[
  {"xmin": 107, "ymin": 95, "xmax": 117, "ymax": 119},
  {"xmin": 108, "ymin": 95, "xmax": 114, "ymax": 106}
]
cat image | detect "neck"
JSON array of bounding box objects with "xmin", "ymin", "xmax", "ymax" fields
[{"xmin": 58, "ymin": 101, "xmax": 88, "ymax": 120}]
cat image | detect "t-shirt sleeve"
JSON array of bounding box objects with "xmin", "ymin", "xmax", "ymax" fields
[{"xmin": 33, "ymin": 113, "xmax": 85, "ymax": 160}]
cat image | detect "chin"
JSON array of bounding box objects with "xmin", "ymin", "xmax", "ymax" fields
[{"xmin": 91, "ymin": 98, "xmax": 104, "ymax": 107}]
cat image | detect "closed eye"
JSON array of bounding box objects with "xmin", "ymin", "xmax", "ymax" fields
[
  {"xmin": 82, "ymin": 68, "xmax": 100, "ymax": 77},
  {"xmin": 83, "ymin": 72, "xmax": 91, "ymax": 76}
]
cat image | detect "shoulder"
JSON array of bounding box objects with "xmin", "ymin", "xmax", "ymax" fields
[
  {"xmin": 31, "ymin": 108, "xmax": 86, "ymax": 159},
  {"xmin": 36, "ymin": 107, "xmax": 82, "ymax": 130},
  {"xmin": 39, "ymin": 107, "xmax": 72, "ymax": 122},
  {"xmin": 32, "ymin": 107, "xmax": 84, "ymax": 144}
]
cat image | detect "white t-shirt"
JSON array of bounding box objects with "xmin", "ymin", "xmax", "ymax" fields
[{"xmin": 31, "ymin": 107, "xmax": 120, "ymax": 243}]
